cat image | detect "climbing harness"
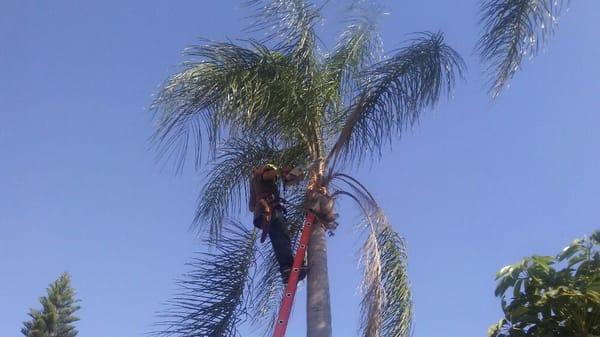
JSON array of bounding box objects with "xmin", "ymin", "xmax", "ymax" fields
[{"xmin": 272, "ymin": 212, "xmax": 316, "ymax": 337}]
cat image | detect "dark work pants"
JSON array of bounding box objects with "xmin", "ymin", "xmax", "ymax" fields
[{"xmin": 268, "ymin": 209, "xmax": 294, "ymax": 272}]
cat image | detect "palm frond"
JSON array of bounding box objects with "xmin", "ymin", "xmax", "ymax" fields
[
  {"xmin": 250, "ymin": 247, "xmax": 285, "ymax": 336},
  {"xmin": 244, "ymin": 1, "xmax": 321, "ymax": 139},
  {"xmin": 151, "ymin": 40, "xmax": 308, "ymax": 170},
  {"xmin": 329, "ymin": 173, "xmax": 412, "ymax": 337},
  {"xmin": 375, "ymin": 224, "xmax": 412, "ymax": 337},
  {"xmin": 195, "ymin": 137, "xmax": 309, "ymax": 239},
  {"xmin": 245, "ymin": 0, "xmax": 319, "ymax": 72},
  {"xmin": 477, "ymin": 0, "xmax": 569, "ymax": 98},
  {"xmin": 328, "ymin": 32, "xmax": 465, "ymax": 168},
  {"xmin": 359, "ymin": 212, "xmax": 412, "ymax": 337},
  {"xmin": 153, "ymin": 222, "xmax": 257, "ymax": 337},
  {"xmin": 325, "ymin": 0, "xmax": 384, "ymax": 95},
  {"xmin": 361, "ymin": 227, "xmax": 385, "ymax": 337},
  {"xmin": 320, "ymin": 1, "xmax": 384, "ymax": 138}
]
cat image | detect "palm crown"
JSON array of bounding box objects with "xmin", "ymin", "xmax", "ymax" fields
[
  {"xmin": 151, "ymin": 1, "xmax": 464, "ymax": 337},
  {"xmin": 149, "ymin": 0, "xmax": 579, "ymax": 335}
]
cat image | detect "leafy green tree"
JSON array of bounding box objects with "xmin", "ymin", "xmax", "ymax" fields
[
  {"xmin": 477, "ymin": 0, "xmax": 571, "ymax": 98},
  {"xmin": 488, "ymin": 230, "xmax": 600, "ymax": 337},
  {"xmin": 21, "ymin": 273, "xmax": 80, "ymax": 337},
  {"xmin": 151, "ymin": 1, "xmax": 464, "ymax": 336}
]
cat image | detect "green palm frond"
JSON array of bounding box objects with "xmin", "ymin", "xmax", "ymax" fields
[
  {"xmin": 244, "ymin": 1, "xmax": 322, "ymax": 143},
  {"xmin": 152, "ymin": 40, "xmax": 262, "ymax": 168},
  {"xmin": 328, "ymin": 32, "xmax": 465, "ymax": 168},
  {"xmin": 152, "ymin": 40, "xmax": 311, "ymax": 169},
  {"xmin": 329, "ymin": 173, "xmax": 412, "ymax": 337},
  {"xmin": 196, "ymin": 137, "xmax": 309, "ymax": 239},
  {"xmin": 154, "ymin": 222, "xmax": 257, "ymax": 337},
  {"xmin": 250, "ymin": 248, "xmax": 285, "ymax": 336},
  {"xmin": 321, "ymin": 2, "xmax": 383, "ymax": 138},
  {"xmin": 245, "ymin": 0, "xmax": 319, "ymax": 68},
  {"xmin": 280, "ymin": 185, "xmax": 310, "ymax": 232},
  {"xmin": 477, "ymin": 0, "xmax": 569, "ymax": 98},
  {"xmin": 245, "ymin": 0, "xmax": 318, "ymax": 43},
  {"xmin": 325, "ymin": 1, "xmax": 383, "ymax": 95}
]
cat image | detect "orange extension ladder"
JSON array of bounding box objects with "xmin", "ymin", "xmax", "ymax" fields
[{"xmin": 271, "ymin": 212, "xmax": 316, "ymax": 337}]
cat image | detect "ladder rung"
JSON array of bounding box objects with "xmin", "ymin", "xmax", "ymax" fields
[{"xmin": 271, "ymin": 212, "xmax": 316, "ymax": 337}]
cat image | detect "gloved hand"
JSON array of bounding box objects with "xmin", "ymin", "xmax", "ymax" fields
[{"xmin": 282, "ymin": 166, "xmax": 304, "ymax": 184}]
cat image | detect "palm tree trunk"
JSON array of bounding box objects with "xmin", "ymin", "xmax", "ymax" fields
[{"xmin": 306, "ymin": 223, "xmax": 332, "ymax": 337}]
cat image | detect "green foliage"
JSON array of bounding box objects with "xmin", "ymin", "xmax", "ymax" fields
[
  {"xmin": 488, "ymin": 230, "xmax": 600, "ymax": 337},
  {"xmin": 21, "ymin": 273, "xmax": 80, "ymax": 337},
  {"xmin": 152, "ymin": 0, "xmax": 464, "ymax": 223},
  {"xmin": 328, "ymin": 32, "xmax": 465, "ymax": 167},
  {"xmin": 477, "ymin": 0, "xmax": 570, "ymax": 99},
  {"xmin": 152, "ymin": 1, "xmax": 464, "ymax": 336},
  {"xmin": 155, "ymin": 222, "xmax": 258, "ymax": 337}
]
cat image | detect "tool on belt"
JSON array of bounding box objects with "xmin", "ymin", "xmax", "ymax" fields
[
  {"xmin": 255, "ymin": 194, "xmax": 279, "ymax": 242},
  {"xmin": 250, "ymin": 164, "xmax": 301, "ymax": 242}
]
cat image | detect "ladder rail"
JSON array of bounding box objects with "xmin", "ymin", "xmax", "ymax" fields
[{"xmin": 272, "ymin": 212, "xmax": 316, "ymax": 337}]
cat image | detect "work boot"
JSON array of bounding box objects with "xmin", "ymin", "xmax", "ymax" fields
[
  {"xmin": 298, "ymin": 265, "xmax": 308, "ymax": 281},
  {"xmin": 281, "ymin": 268, "xmax": 290, "ymax": 284},
  {"xmin": 281, "ymin": 265, "xmax": 308, "ymax": 285}
]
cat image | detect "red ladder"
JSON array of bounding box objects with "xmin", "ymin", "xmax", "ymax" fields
[{"xmin": 272, "ymin": 212, "xmax": 316, "ymax": 337}]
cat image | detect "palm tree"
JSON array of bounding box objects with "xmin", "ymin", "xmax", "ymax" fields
[
  {"xmin": 477, "ymin": 0, "xmax": 571, "ymax": 99},
  {"xmin": 151, "ymin": 1, "xmax": 464, "ymax": 337}
]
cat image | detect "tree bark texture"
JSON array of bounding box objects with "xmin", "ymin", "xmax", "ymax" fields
[{"xmin": 306, "ymin": 223, "xmax": 332, "ymax": 337}]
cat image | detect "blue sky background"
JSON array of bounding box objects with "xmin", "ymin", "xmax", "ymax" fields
[{"xmin": 1, "ymin": 1, "xmax": 599, "ymax": 337}]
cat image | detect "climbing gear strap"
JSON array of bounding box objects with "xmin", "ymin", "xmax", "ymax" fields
[
  {"xmin": 272, "ymin": 212, "xmax": 316, "ymax": 337},
  {"xmin": 258, "ymin": 199, "xmax": 272, "ymax": 243}
]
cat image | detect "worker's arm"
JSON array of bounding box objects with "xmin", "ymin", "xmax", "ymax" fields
[
  {"xmin": 282, "ymin": 166, "xmax": 304, "ymax": 184},
  {"xmin": 261, "ymin": 168, "xmax": 279, "ymax": 181},
  {"xmin": 280, "ymin": 166, "xmax": 293, "ymax": 176}
]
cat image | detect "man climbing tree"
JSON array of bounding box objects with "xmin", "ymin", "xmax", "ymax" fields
[
  {"xmin": 150, "ymin": 0, "xmax": 578, "ymax": 335},
  {"xmin": 151, "ymin": 1, "xmax": 465, "ymax": 336},
  {"xmin": 249, "ymin": 164, "xmax": 306, "ymax": 283}
]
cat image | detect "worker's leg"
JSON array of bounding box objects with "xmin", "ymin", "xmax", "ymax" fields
[
  {"xmin": 268, "ymin": 208, "xmax": 293, "ymax": 274},
  {"xmin": 269, "ymin": 209, "xmax": 308, "ymax": 283}
]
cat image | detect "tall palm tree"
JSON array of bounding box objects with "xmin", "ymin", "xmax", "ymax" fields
[
  {"xmin": 477, "ymin": 0, "xmax": 571, "ymax": 99},
  {"xmin": 151, "ymin": 1, "xmax": 464, "ymax": 337}
]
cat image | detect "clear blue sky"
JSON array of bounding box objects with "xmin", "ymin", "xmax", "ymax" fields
[{"xmin": 1, "ymin": 1, "xmax": 599, "ymax": 337}]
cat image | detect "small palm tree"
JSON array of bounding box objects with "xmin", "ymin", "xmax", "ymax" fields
[
  {"xmin": 151, "ymin": 1, "xmax": 464, "ymax": 337},
  {"xmin": 477, "ymin": 0, "xmax": 571, "ymax": 98}
]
